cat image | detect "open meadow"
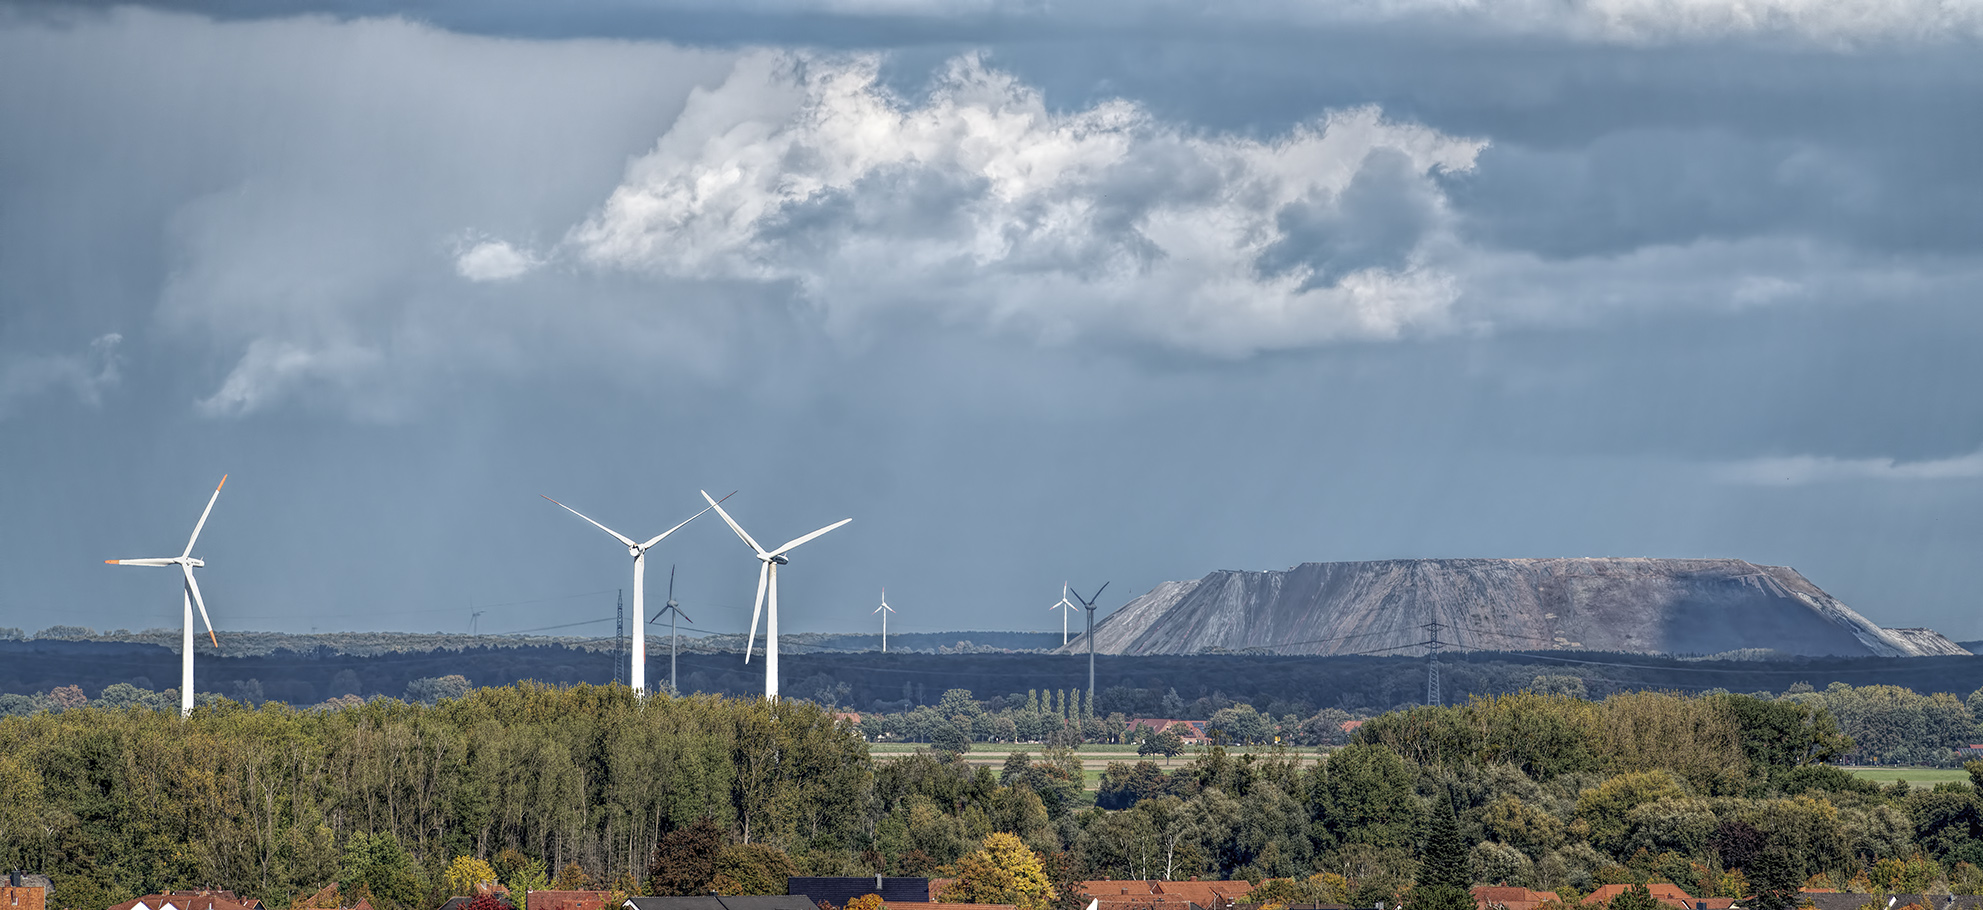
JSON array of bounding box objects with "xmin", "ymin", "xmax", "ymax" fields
[{"xmin": 1847, "ymin": 767, "xmax": 1974, "ymax": 786}]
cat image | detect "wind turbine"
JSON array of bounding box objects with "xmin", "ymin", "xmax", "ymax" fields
[
  {"xmin": 1050, "ymin": 582, "xmax": 1078, "ymax": 646},
  {"xmin": 700, "ymin": 489, "xmax": 851, "ymax": 701},
  {"xmin": 543, "ymin": 494, "xmax": 724, "ymax": 696},
  {"xmin": 105, "ymin": 474, "xmax": 226, "ymax": 718},
  {"xmin": 1070, "ymin": 582, "xmax": 1109, "ymax": 703},
  {"xmin": 874, "ymin": 590, "xmax": 895, "ymax": 653},
  {"xmin": 647, "ymin": 565, "xmax": 693, "ymax": 695}
]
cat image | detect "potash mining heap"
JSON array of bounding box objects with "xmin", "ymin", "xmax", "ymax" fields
[{"xmin": 1058, "ymin": 558, "xmax": 1968, "ymax": 659}]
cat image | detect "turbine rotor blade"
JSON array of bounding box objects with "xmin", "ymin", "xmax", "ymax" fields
[
  {"xmin": 745, "ymin": 561, "xmax": 769, "ymax": 663},
  {"xmin": 639, "ymin": 503, "xmax": 715, "ymax": 551},
  {"xmin": 182, "ymin": 474, "xmax": 226, "ymax": 557},
  {"xmin": 768, "ymin": 518, "xmax": 852, "ymax": 557},
  {"xmin": 701, "ymin": 490, "xmax": 767, "ymax": 556},
  {"xmin": 107, "ymin": 558, "xmax": 177, "ymax": 567},
  {"xmin": 675, "ymin": 608, "xmax": 694, "ymax": 625},
  {"xmin": 542, "ymin": 495, "xmax": 638, "ymax": 549},
  {"xmin": 181, "ymin": 564, "xmax": 219, "ymax": 648}
]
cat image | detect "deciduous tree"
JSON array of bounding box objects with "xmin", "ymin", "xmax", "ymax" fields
[{"xmin": 942, "ymin": 833, "xmax": 1056, "ymax": 910}]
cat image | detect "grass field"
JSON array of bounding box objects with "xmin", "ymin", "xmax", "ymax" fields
[
  {"xmin": 866, "ymin": 743, "xmax": 1190, "ymax": 755},
  {"xmin": 1847, "ymin": 767, "xmax": 1972, "ymax": 786}
]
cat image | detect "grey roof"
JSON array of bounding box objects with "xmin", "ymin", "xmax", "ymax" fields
[
  {"xmin": 787, "ymin": 878, "xmax": 929, "ymax": 906},
  {"xmin": 625, "ymin": 897, "xmax": 820, "ymax": 910},
  {"xmin": 1801, "ymin": 895, "xmax": 1983, "ymax": 910}
]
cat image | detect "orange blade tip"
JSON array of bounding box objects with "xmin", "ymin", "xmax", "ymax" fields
[
  {"xmin": 217, "ymin": 474, "xmax": 227, "ymax": 489},
  {"xmin": 105, "ymin": 559, "xmax": 118, "ymax": 564},
  {"xmin": 209, "ymin": 631, "xmax": 219, "ymax": 647}
]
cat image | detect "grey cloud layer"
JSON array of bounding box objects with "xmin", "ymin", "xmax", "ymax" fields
[
  {"xmin": 0, "ymin": 334, "xmax": 121, "ymax": 418},
  {"xmin": 22, "ymin": 0, "xmax": 1983, "ymax": 46},
  {"xmin": 5, "ymin": 4, "xmax": 1983, "ymax": 638}
]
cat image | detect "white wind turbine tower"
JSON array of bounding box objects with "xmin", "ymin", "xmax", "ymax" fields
[
  {"xmin": 701, "ymin": 489, "xmax": 851, "ymax": 701},
  {"xmin": 543, "ymin": 494, "xmax": 723, "ymax": 696},
  {"xmin": 874, "ymin": 590, "xmax": 895, "ymax": 653},
  {"xmin": 648, "ymin": 564, "xmax": 693, "ymax": 695},
  {"xmin": 105, "ymin": 474, "xmax": 227, "ymax": 718},
  {"xmin": 1050, "ymin": 582, "xmax": 1078, "ymax": 646}
]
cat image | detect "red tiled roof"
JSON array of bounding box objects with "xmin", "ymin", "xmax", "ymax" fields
[
  {"xmin": 1152, "ymin": 881, "xmax": 1252, "ymax": 905},
  {"xmin": 527, "ymin": 891, "xmax": 612, "ymax": 910},
  {"xmin": 1075, "ymin": 882, "xmax": 1253, "ymax": 906},
  {"xmin": 109, "ymin": 893, "xmax": 264, "ymax": 910},
  {"xmin": 1473, "ymin": 886, "xmax": 1559, "ymax": 910},
  {"xmin": 1090, "ymin": 900, "xmax": 1207, "ymax": 910},
  {"xmin": 1581, "ymin": 885, "xmax": 1698, "ymax": 910}
]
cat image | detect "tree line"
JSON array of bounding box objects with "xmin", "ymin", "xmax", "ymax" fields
[
  {"xmin": 20, "ymin": 637, "xmax": 1983, "ymax": 719},
  {"xmin": 15, "ymin": 682, "xmax": 1983, "ymax": 910},
  {"xmin": 856, "ymin": 679, "xmax": 1983, "ymax": 768}
]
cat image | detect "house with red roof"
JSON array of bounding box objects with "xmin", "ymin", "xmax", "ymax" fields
[
  {"xmin": 1580, "ymin": 885, "xmax": 1735, "ymax": 910},
  {"xmin": 1126, "ymin": 721, "xmax": 1208, "ymax": 745},
  {"xmin": 1473, "ymin": 886, "xmax": 1559, "ymax": 910}
]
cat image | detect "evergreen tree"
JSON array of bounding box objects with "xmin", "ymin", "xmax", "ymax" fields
[
  {"xmin": 1410, "ymin": 789, "xmax": 1474, "ymax": 910},
  {"xmin": 1419, "ymin": 789, "xmax": 1468, "ymax": 890},
  {"xmin": 1749, "ymin": 845, "xmax": 1804, "ymax": 910}
]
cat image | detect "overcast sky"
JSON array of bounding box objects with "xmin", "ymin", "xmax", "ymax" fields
[{"xmin": 4, "ymin": 0, "xmax": 1982, "ymax": 645}]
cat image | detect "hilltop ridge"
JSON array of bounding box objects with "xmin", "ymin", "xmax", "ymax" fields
[{"xmin": 1060, "ymin": 558, "xmax": 1968, "ymax": 658}]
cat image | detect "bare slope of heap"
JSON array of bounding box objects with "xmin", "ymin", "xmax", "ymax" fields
[{"xmin": 1062, "ymin": 558, "xmax": 1968, "ymax": 658}]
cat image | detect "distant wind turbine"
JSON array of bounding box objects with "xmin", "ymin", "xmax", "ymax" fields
[
  {"xmin": 543, "ymin": 493, "xmax": 725, "ymax": 696},
  {"xmin": 1070, "ymin": 581, "xmax": 1109, "ymax": 702},
  {"xmin": 105, "ymin": 474, "xmax": 226, "ymax": 718},
  {"xmin": 874, "ymin": 590, "xmax": 895, "ymax": 652},
  {"xmin": 1050, "ymin": 582, "xmax": 1078, "ymax": 646},
  {"xmin": 647, "ymin": 564, "xmax": 692, "ymax": 695},
  {"xmin": 701, "ymin": 489, "xmax": 851, "ymax": 701}
]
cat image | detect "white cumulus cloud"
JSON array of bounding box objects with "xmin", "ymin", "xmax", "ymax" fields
[
  {"xmin": 564, "ymin": 52, "xmax": 1487, "ymax": 356},
  {"xmin": 1716, "ymin": 448, "xmax": 1983, "ymax": 485},
  {"xmin": 454, "ymin": 239, "xmax": 542, "ymax": 281}
]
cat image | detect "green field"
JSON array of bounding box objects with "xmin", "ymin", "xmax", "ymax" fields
[
  {"xmin": 866, "ymin": 742, "xmax": 1194, "ymax": 755},
  {"xmin": 1847, "ymin": 767, "xmax": 1972, "ymax": 785}
]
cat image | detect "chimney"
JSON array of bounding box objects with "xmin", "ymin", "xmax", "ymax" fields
[{"xmin": 8, "ymin": 871, "xmax": 19, "ymax": 887}]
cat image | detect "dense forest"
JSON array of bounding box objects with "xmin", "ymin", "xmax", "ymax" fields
[
  {"xmin": 12, "ymin": 683, "xmax": 1983, "ymax": 910},
  {"xmin": 15, "ymin": 636, "xmax": 1983, "ymax": 717}
]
